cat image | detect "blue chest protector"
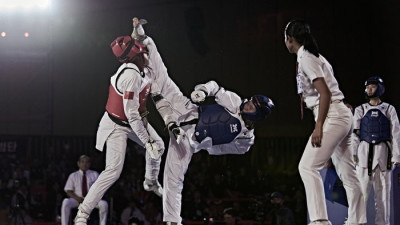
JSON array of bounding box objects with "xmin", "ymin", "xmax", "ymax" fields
[
  {"xmin": 194, "ymin": 104, "xmax": 242, "ymax": 145},
  {"xmin": 360, "ymin": 109, "xmax": 391, "ymax": 144}
]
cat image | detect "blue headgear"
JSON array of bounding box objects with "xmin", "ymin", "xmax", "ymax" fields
[
  {"xmin": 364, "ymin": 76, "xmax": 385, "ymax": 98},
  {"xmin": 240, "ymin": 95, "xmax": 274, "ymax": 121}
]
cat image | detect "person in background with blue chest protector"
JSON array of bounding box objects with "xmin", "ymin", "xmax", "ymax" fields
[{"xmin": 352, "ymin": 76, "xmax": 400, "ymax": 225}]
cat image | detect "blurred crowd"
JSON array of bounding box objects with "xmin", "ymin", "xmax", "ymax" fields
[{"xmin": 0, "ymin": 137, "xmax": 307, "ymax": 225}]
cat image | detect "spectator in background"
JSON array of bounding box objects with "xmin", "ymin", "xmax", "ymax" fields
[
  {"xmin": 268, "ymin": 192, "xmax": 295, "ymax": 225},
  {"xmin": 236, "ymin": 167, "xmax": 252, "ymax": 194},
  {"xmin": 142, "ymin": 199, "xmax": 162, "ymax": 225},
  {"xmin": 222, "ymin": 208, "xmax": 238, "ymax": 225},
  {"xmin": 209, "ymin": 173, "xmax": 229, "ymax": 198},
  {"xmin": 182, "ymin": 190, "xmax": 208, "ymax": 221},
  {"xmin": 9, "ymin": 180, "xmax": 32, "ymax": 225},
  {"xmin": 61, "ymin": 155, "xmax": 108, "ymax": 225},
  {"xmin": 120, "ymin": 200, "xmax": 147, "ymax": 225}
]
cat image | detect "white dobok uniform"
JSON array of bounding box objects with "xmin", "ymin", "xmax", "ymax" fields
[
  {"xmin": 353, "ymin": 102, "xmax": 400, "ymax": 225},
  {"xmin": 144, "ymin": 36, "xmax": 254, "ymax": 223},
  {"xmin": 164, "ymin": 81, "xmax": 254, "ymax": 224},
  {"xmin": 80, "ymin": 62, "xmax": 164, "ymax": 215}
]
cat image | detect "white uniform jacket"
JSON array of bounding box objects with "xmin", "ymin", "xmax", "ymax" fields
[
  {"xmin": 352, "ymin": 102, "xmax": 400, "ymax": 169},
  {"xmin": 296, "ymin": 46, "xmax": 344, "ymax": 109}
]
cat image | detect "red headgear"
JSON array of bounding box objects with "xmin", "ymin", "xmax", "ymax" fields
[{"xmin": 110, "ymin": 36, "xmax": 148, "ymax": 63}]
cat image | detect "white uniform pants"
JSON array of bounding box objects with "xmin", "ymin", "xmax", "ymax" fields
[
  {"xmin": 163, "ymin": 125, "xmax": 195, "ymax": 224},
  {"xmin": 357, "ymin": 165, "xmax": 391, "ymax": 225},
  {"xmin": 61, "ymin": 198, "xmax": 108, "ymax": 225},
  {"xmin": 162, "ymin": 123, "xmax": 251, "ymax": 223},
  {"xmin": 81, "ymin": 117, "xmax": 164, "ymax": 215},
  {"xmin": 299, "ymin": 102, "xmax": 366, "ymax": 224}
]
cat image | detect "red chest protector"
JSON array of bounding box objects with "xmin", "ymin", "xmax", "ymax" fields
[{"xmin": 105, "ymin": 67, "xmax": 151, "ymax": 122}]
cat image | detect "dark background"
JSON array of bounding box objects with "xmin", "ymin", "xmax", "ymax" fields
[{"xmin": 1, "ymin": 0, "xmax": 399, "ymax": 138}]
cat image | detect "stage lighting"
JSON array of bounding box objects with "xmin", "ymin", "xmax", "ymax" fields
[
  {"xmin": 0, "ymin": 0, "xmax": 51, "ymax": 10},
  {"xmin": 24, "ymin": 32, "xmax": 29, "ymax": 38},
  {"xmin": 1, "ymin": 32, "xmax": 5, "ymax": 37}
]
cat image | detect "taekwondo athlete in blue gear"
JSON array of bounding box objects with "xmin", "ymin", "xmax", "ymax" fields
[
  {"xmin": 195, "ymin": 95, "xmax": 273, "ymax": 145},
  {"xmin": 129, "ymin": 19, "xmax": 274, "ymax": 225},
  {"xmin": 162, "ymin": 81, "xmax": 274, "ymax": 225},
  {"xmin": 352, "ymin": 76, "xmax": 400, "ymax": 225},
  {"xmin": 195, "ymin": 104, "xmax": 242, "ymax": 145}
]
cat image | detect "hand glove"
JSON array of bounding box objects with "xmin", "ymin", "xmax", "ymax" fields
[
  {"xmin": 145, "ymin": 140, "xmax": 162, "ymax": 160},
  {"xmin": 190, "ymin": 90, "xmax": 207, "ymax": 103},
  {"xmin": 168, "ymin": 122, "xmax": 185, "ymax": 144}
]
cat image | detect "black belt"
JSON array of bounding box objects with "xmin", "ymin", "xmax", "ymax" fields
[
  {"xmin": 180, "ymin": 119, "xmax": 198, "ymax": 127},
  {"xmin": 367, "ymin": 141, "xmax": 392, "ymax": 176},
  {"xmin": 107, "ymin": 112, "xmax": 130, "ymax": 128},
  {"xmin": 367, "ymin": 144, "xmax": 373, "ymax": 176}
]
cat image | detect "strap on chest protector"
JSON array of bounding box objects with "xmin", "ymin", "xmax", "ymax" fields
[
  {"xmin": 360, "ymin": 108, "xmax": 392, "ymax": 175},
  {"xmin": 194, "ymin": 104, "xmax": 242, "ymax": 145}
]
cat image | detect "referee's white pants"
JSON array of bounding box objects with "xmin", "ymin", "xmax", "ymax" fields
[
  {"xmin": 81, "ymin": 121, "xmax": 163, "ymax": 215},
  {"xmin": 299, "ymin": 102, "xmax": 366, "ymax": 224},
  {"xmin": 61, "ymin": 198, "xmax": 108, "ymax": 225},
  {"xmin": 357, "ymin": 165, "xmax": 391, "ymax": 225}
]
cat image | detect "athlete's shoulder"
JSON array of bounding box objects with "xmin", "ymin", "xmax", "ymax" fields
[{"xmin": 122, "ymin": 63, "xmax": 141, "ymax": 74}]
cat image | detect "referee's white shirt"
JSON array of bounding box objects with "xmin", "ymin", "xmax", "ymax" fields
[
  {"xmin": 64, "ymin": 169, "xmax": 99, "ymax": 198},
  {"xmin": 296, "ymin": 46, "xmax": 344, "ymax": 109}
]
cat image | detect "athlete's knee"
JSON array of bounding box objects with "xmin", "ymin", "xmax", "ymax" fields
[
  {"xmin": 339, "ymin": 172, "xmax": 360, "ymax": 187},
  {"xmin": 61, "ymin": 198, "xmax": 72, "ymax": 210},
  {"xmin": 298, "ymin": 161, "xmax": 310, "ymax": 175},
  {"xmin": 104, "ymin": 164, "xmax": 124, "ymax": 181}
]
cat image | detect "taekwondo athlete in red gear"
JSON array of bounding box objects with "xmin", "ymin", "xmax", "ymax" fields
[
  {"xmin": 352, "ymin": 76, "xmax": 400, "ymax": 225},
  {"xmin": 74, "ymin": 36, "xmax": 164, "ymax": 225},
  {"xmin": 130, "ymin": 18, "xmax": 274, "ymax": 225}
]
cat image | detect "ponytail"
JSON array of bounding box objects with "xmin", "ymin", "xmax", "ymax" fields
[{"xmin": 285, "ymin": 20, "xmax": 319, "ymax": 57}]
